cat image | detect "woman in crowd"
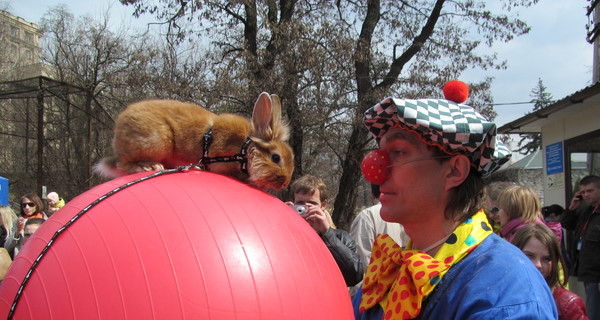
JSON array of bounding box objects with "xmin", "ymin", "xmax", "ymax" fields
[
  {"xmin": 17, "ymin": 193, "xmax": 46, "ymax": 220},
  {"xmin": 4, "ymin": 193, "xmax": 46, "ymax": 257},
  {"xmin": 512, "ymin": 224, "xmax": 588, "ymax": 320},
  {"xmin": 495, "ymin": 184, "xmax": 561, "ymax": 242}
]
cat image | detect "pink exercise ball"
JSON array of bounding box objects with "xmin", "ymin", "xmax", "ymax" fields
[{"xmin": 0, "ymin": 169, "xmax": 352, "ymax": 319}]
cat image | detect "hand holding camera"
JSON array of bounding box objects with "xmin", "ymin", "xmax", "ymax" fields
[
  {"xmin": 287, "ymin": 202, "xmax": 330, "ymax": 235},
  {"xmin": 291, "ymin": 204, "xmax": 308, "ymax": 215}
]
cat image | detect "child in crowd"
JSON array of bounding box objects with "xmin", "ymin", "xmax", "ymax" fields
[
  {"xmin": 512, "ymin": 223, "xmax": 588, "ymax": 320},
  {"xmin": 46, "ymin": 191, "xmax": 66, "ymax": 217}
]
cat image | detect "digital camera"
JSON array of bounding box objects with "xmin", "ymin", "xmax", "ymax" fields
[{"xmin": 291, "ymin": 204, "xmax": 308, "ymax": 215}]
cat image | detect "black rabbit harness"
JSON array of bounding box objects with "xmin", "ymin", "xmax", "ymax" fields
[{"xmin": 199, "ymin": 128, "xmax": 252, "ymax": 174}]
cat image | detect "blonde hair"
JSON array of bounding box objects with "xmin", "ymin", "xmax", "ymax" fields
[
  {"xmin": 0, "ymin": 206, "xmax": 17, "ymax": 234},
  {"xmin": 497, "ymin": 184, "xmax": 541, "ymax": 223},
  {"xmin": 485, "ymin": 181, "xmax": 516, "ymax": 203}
]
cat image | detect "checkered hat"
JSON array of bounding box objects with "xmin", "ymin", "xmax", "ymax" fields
[{"xmin": 364, "ymin": 98, "xmax": 511, "ymax": 176}]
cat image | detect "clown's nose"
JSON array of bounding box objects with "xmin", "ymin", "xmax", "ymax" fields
[{"xmin": 361, "ymin": 149, "xmax": 390, "ymax": 185}]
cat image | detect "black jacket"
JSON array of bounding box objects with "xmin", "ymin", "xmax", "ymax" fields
[
  {"xmin": 321, "ymin": 228, "xmax": 365, "ymax": 287},
  {"xmin": 563, "ymin": 204, "xmax": 600, "ymax": 281}
]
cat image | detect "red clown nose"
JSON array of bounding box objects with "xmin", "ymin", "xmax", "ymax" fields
[{"xmin": 361, "ymin": 149, "xmax": 391, "ymax": 185}]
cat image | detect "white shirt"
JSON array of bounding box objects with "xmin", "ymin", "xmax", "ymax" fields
[{"xmin": 350, "ymin": 203, "xmax": 410, "ymax": 270}]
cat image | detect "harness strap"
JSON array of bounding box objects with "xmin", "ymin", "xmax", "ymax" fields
[{"xmin": 200, "ymin": 128, "xmax": 252, "ymax": 175}]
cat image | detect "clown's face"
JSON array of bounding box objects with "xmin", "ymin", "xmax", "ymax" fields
[{"xmin": 377, "ymin": 128, "xmax": 451, "ymax": 226}]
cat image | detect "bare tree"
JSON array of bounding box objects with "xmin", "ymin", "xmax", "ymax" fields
[
  {"xmin": 36, "ymin": 5, "xmax": 153, "ymax": 196},
  {"xmin": 118, "ymin": 0, "xmax": 537, "ymax": 229}
]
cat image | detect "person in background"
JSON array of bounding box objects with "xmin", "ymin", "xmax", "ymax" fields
[
  {"xmin": 0, "ymin": 247, "xmax": 11, "ymax": 284},
  {"xmin": 5, "ymin": 193, "xmax": 47, "ymax": 257},
  {"xmin": 545, "ymin": 204, "xmax": 566, "ymax": 223},
  {"xmin": 23, "ymin": 218, "xmax": 45, "ymax": 244},
  {"xmin": 288, "ymin": 174, "xmax": 364, "ymax": 287},
  {"xmin": 349, "ymin": 184, "xmax": 409, "ymax": 296},
  {"xmin": 543, "ymin": 204, "xmax": 572, "ymax": 273},
  {"xmin": 496, "ymin": 184, "xmax": 561, "ymax": 243},
  {"xmin": 17, "ymin": 193, "xmax": 46, "ymax": 220},
  {"xmin": 0, "ymin": 206, "xmax": 17, "ymax": 248},
  {"xmin": 46, "ymin": 191, "xmax": 66, "ymax": 217},
  {"xmin": 512, "ymin": 223, "xmax": 588, "ymax": 320},
  {"xmin": 353, "ymin": 83, "xmax": 556, "ymax": 319},
  {"xmin": 562, "ymin": 175, "xmax": 600, "ymax": 320},
  {"xmin": 483, "ymin": 180, "xmax": 515, "ymax": 233}
]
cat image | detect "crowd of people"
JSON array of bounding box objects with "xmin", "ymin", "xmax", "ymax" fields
[{"xmin": 0, "ymin": 191, "xmax": 65, "ymax": 283}]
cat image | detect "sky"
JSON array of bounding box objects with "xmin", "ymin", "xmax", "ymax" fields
[{"xmin": 5, "ymin": 0, "xmax": 595, "ymax": 129}]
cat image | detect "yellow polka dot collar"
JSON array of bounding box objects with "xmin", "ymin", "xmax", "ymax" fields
[{"xmin": 359, "ymin": 210, "xmax": 492, "ymax": 319}]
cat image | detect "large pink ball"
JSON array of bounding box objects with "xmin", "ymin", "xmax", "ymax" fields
[{"xmin": 0, "ymin": 170, "xmax": 352, "ymax": 319}]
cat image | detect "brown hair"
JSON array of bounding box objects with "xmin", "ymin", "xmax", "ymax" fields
[
  {"xmin": 428, "ymin": 146, "xmax": 484, "ymax": 223},
  {"xmin": 289, "ymin": 174, "xmax": 328, "ymax": 204},
  {"xmin": 580, "ymin": 175, "xmax": 600, "ymax": 188},
  {"xmin": 19, "ymin": 193, "xmax": 44, "ymax": 217},
  {"xmin": 497, "ymin": 184, "xmax": 541, "ymax": 223},
  {"xmin": 289, "ymin": 174, "xmax": 336, "ymax": 228},
  {"xmin": 512, "ymin": 223, "xmax": 567, "ymax": 288}
]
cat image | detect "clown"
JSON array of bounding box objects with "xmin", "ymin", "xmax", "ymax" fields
[{"xmin": 354, "ymin": 81, "xmax": 557, "ymax": 319}]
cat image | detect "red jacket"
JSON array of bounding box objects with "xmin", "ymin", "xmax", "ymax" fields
[{"xmin": 553, "ymin": 287, "xmax": 588, "ymax": 320}]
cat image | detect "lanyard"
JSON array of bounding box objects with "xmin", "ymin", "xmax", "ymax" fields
[{"xmin": 580, "ymin": 202, "xmax": 600, "ymax": 237}]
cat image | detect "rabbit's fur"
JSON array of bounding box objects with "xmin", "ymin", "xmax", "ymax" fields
[{"xmin": 95, "ymin": 92, "xmax": 294, "ymax": 190}]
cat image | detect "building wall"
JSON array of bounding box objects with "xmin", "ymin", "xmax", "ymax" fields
[
  {"xmin": 0, "ymin": 10, "xmax": 43, "ymax": 79},
  {"xmin": 541, "ymin": 103, "xmax": 600, "ymax": 207}
]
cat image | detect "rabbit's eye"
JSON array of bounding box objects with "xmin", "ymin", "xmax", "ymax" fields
[{"xmin": 271, "ymin": 154, "xmax": 281, "ymax": 164}]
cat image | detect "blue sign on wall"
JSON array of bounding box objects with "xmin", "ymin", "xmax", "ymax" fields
[
  {"xmin": 0, "ymin": 176, "xmax": 8, "ymax": 206},
  {"xmin": 546, "ymin": 142, "xmax": 564, "ymax": 175}
]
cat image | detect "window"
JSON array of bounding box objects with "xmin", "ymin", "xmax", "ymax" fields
[
  {"xmin": 565, "ymin": 129, "xmax": 600, "ymax": 198},
  {"xmin": 10, "ymin": 26, "xmax": 19, "ymax": 38}
]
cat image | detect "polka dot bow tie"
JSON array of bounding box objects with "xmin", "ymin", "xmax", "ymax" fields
[{"xmin": 359, "ymin": 210, "xmax": 492, "ymax": 319}]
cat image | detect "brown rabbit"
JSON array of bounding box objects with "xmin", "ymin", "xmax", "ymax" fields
[{"xmin": 94, "ymin": 92, "xmax": 294, "ymax": 190}]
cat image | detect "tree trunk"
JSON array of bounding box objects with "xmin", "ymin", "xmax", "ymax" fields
[{"xmin": 332, "ymin": 123, "xmax": 370, "ymax": 230}]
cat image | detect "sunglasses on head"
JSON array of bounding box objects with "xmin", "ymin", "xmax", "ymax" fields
[
  {"xmin": 21, "ymin": 202, "xmax": 35, "ymax": 208},
  {"xmin": 489, "ymin": 206, "xmax": 499, "ymax": 214}
]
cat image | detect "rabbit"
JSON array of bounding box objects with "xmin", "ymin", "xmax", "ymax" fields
[{"xmin": 94, "ymin": 92, "xmax": 294, "ymax": 190}]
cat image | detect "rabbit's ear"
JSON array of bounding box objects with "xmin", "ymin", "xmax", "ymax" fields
[
  {"xmin": 252, "ymin": 92, "xmax": 273, "ymax": 138},
  {"xmin": 269, "ymin": 94, "xmax": 282, "ymax": 124},
  {"xmin": 268, "ymin": 94, "xmax": 289, "ymax": 141}
]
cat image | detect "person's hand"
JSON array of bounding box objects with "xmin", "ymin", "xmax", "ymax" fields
[
  {"xmin": 17, "ymin": 217, "xmax": 25, "ymax": 232},
  {"xmin": 303, "ymin": 204, "xmax": 330, "ymax": 235},
  {"xmin": 569, "ymin": 192, "xmax": 583, "ymax": 211},
  {"xmin": 284, "ymin": 201, "xmax": 294, "ymax": 206}
]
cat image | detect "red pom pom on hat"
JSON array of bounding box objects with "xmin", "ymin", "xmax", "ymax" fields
[
  {"xmin": 443, "ymin": 80, "xmax": 469, "ymax": 103},
  {"xmin": 361, "ymin": 150, "xmax": 391, "ymax": 185}
]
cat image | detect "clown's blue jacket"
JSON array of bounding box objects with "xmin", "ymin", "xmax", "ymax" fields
[{"xmin": 352, "ymin": 233, "xmax": 558, "ymax": 319}]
